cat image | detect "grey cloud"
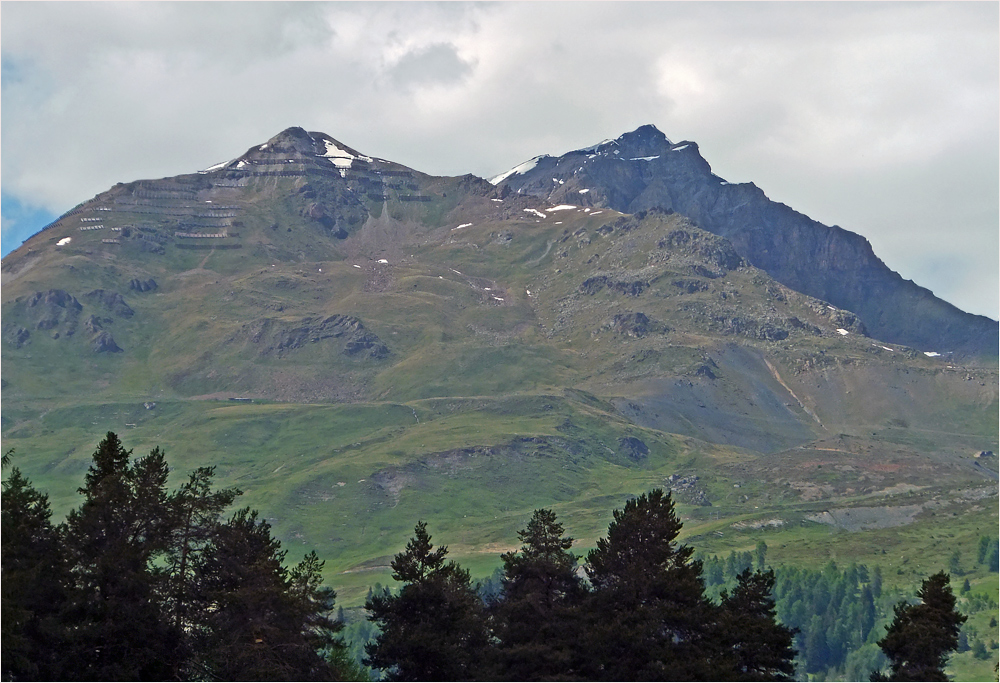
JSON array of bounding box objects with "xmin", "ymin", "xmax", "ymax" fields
[
  {"xmin": 0, "ymin": 1, "xmax": 996, "ymax": 318},
  {"xmin": 388, "ymin": 43, "xmax": 474, "ymax": 90}
]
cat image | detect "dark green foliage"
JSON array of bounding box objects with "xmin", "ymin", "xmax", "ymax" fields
[
  {"xmin": 188, "ymin": 510, "xmax": 342, "ymax": 680},
  {"xmin": 365, "ymin": 492, "xmax": 798, "ymax": 681},
  {"xmin": 873, "ymin": 572, "xmax": 966, "ymax": 681},
  {"xmin": 717, "ymin": 569, "xmax": 796, "ymax": 681},
  {"xmin": 755, "ymin": 540, "xmax": 768, "ymax": 571},
  {"xmin": 1, "ymin": 466, "xmax": 70, "ymax": 680},
  {"xmin": 977, "ymin": 535, "xmax": 990, "ymax": 565},
  {"xmin": 60, "ymin": 434, "xmax": 183, "ymax": 680},
  {"xmin": 948, "ymin": 550, "xmax": 963, "ymax": 576},
  {"xmin": 0, "ymin": 433, "xmax": 352, "ymax": 682},
  {"xmin": 579, "ymin": 489, "xmax": 721, "ymax": 680},
  {"xmin": 364, "ymin": 521, "xmax": 491, "ymax": 681},
  {"xmin": 166, "ymin": 466, "xmax": 242, "ymax": 633},
  {"xmin": 974, "ymin": 535, "xmax": 999, "ymax": 572},
  {"xmin": 492, "ymin": 508, "xmax": 585, "ymax": 680}
]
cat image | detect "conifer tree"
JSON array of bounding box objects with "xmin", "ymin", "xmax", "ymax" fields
[
  {"xmin": 188, "ymin": 507, "xmax": 339, "ymax": 681},
  {"xmin": 872, "ymin": 572, "xmax": 966, "ymax": 681},
  {"xmin": 493, "ymin": 508, "xmax": 586, "ymax": 680},
  {"xmin": 365, "ymin": 521, "xmax": 490, "ymax": 681},
  {"xmin": 718, "ymin": 569, "xmax": 796, "ymax": 681},
  {"xmin": 60, "ymin": 434, "xmax": 183, "ymax": 680},
  {"xmin": 580, "ymin": 489, "xmax": 718, "ymax": 680},
  {"xmin": 1, "ymin": 466, "xmax": 70, "ymax": 680}
]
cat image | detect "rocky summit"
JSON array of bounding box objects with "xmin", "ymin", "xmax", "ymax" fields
[
  {"xmin": 2, "ymin": 125, "xmax": 996, "ymax": 605},
  {"xmin": 494, "ymin": 124, "xmax": 997, "ymax": 357}
]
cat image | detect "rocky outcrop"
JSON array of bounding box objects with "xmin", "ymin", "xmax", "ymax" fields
[
  {"xmin": 580, "ymin": 276, "xmax": 649, "ymax": 297},
  {"xmin": 24, "ymin": 289, "xmax": 82, "ymax": 336},
  {"xmin": 498, "ymin": 124, "xmax": 998, "ymax": 356},
  {"xmin": 92, "ymin": 331, "xmax": 123, "ymax": 353},
  {"xmin": 84, "ymin": 290, "xmax": 134, "ymax": 318},
  {"xmin": 236, "ymin": 314, "xmax": 389, "ymax": 359},
  {"xmin": 128, "ymin": 278, "xmax": 158, "ymax": 292},
  {"xmin": 3, "ymin": 324, "xmax": 30, "ymax": 349},
  {"xmin": 617, "ymin": 436, "xmax": 649, "ymax": 462}
]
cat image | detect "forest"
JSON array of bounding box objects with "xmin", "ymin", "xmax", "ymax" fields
[{"xmin": 2, "ymin": 433, "xmax": 984, "ymax": 681}]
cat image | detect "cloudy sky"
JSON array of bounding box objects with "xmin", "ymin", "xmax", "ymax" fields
[{"xmin": 2, "ymin": 1, "xmax": 997, "ymax": 318}]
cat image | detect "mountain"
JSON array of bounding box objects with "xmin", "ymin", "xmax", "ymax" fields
[
  {"xmin": 2, "ymin": 126, "xmax": 996, "ymax": 606},
  {"xmin": 492, "ymin": 124, "xmax": 998, "ymax": 358}
]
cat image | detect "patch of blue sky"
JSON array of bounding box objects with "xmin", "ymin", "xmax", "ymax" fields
[{"xmin": 1, "ymin": 193, "xmax": 60, "ymax": 257}]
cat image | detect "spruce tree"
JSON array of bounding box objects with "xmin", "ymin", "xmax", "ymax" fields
[{"xmin": 872, "ymin": 572, "xmax": 966, "ymax": 681}]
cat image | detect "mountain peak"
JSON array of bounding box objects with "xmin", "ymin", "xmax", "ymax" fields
[{"xmin": 620, "ymin": 123, "xmax": 671, "ymax": 145}]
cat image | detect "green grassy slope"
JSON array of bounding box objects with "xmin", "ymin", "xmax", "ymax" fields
[{"xmin": 3, "ymin": 133, "xmax": 997, "ymax": 630}]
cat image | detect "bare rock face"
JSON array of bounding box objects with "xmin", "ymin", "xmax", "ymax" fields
[{"xmin": 498, "ymin": 124, "xmax": 998, "ymax": 357}]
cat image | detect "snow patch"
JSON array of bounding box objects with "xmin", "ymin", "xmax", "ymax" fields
[
  {"xmin": 880, "ymin": 346, "xmax": 894, "ymax": 351},
  {"xmin": 489, "ymin": 156, "xmax": 543, "ymax": 185},
  {"xmin": 836, "ymin": 328, "xmax": 850, "ymax": 336},
  {"xmin": 319, "ymin": 139, "xmax": 372, "ymax": 170},
  {"xmin": 377, "ymin": 259, "xmax": 388, "ymax": 264},
  {"xmin": 546, "ymin": 205, "xmax": 576, "ymax": 212},
  {"xmin": 452, "ymin": 223, "xmax": 473, "ymax": 231},
  {"xmin": 523, "ymin": 208, "xmax": 547, "ymax": 219},
  {"xmin": 352, "ymin": 264, "xmax": 361, "ymax": 269},
  {"xmin": 630, "ymin": 156, "xmax": 660, "ymax": 161},
  {"xmin": 924, "ymin": 351, "xmax": 941, "ymax": 357},
  {"xmin": 672, "ymin": 144, "xmax": 690, "ymax": 151},
  {"xmin": 491, "ymin": 198, "xmax": 503, "ymax": 202},
  {"xmin": 202, "ymin": 159, "xmax": 232, "ymax": 172},
  {"xmin": 57, "ymin": 237, "xmax": 72, "ymax": 246},
  {"xmin": 590, "ymin": 211, "xmax": 603, "ymax": 216}
]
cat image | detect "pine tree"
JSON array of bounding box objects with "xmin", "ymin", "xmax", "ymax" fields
[
  {"xmin": 717, "ymin": 569, "xmax": 797, "ymax": 681},
  {"xmin": 977, "ymin": 535, "xmax": 991, "ymax": 565},
  {"xmin": 165, "ymin": 466, "xmax": 241, "ymax": 633},
  {"xmin": 365, "ymin": 521, "xmax": 490, "ymax": 681},
  {"xmin": 755, "ymin": 540, "xmax": 768, "ymax": 571},
  {"xmin": 872, "ymin": 572, "xmax": 966, "ymax": 681},
  {"xmin": 60, "ymin": 434, "xmax": 183, "ymax": 680},
  {"xmin": 493, "ymin": 508, "xmax": 586, "ymax": 680},
  {"xmin": 189, "ymin": 507, "xmax": 339, "ymax": 681},
  {"xmin": 580, "ymin": 489, "xmax": 719, "ymax": 680},
  {"xmin": 1, "ymin": 466, "xmax": 70, "ymax": 680}
]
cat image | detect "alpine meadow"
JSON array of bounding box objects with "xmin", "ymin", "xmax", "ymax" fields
[{"xmin": 3, "ymin": 124, "xmax": 997, "ymax": 681}]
